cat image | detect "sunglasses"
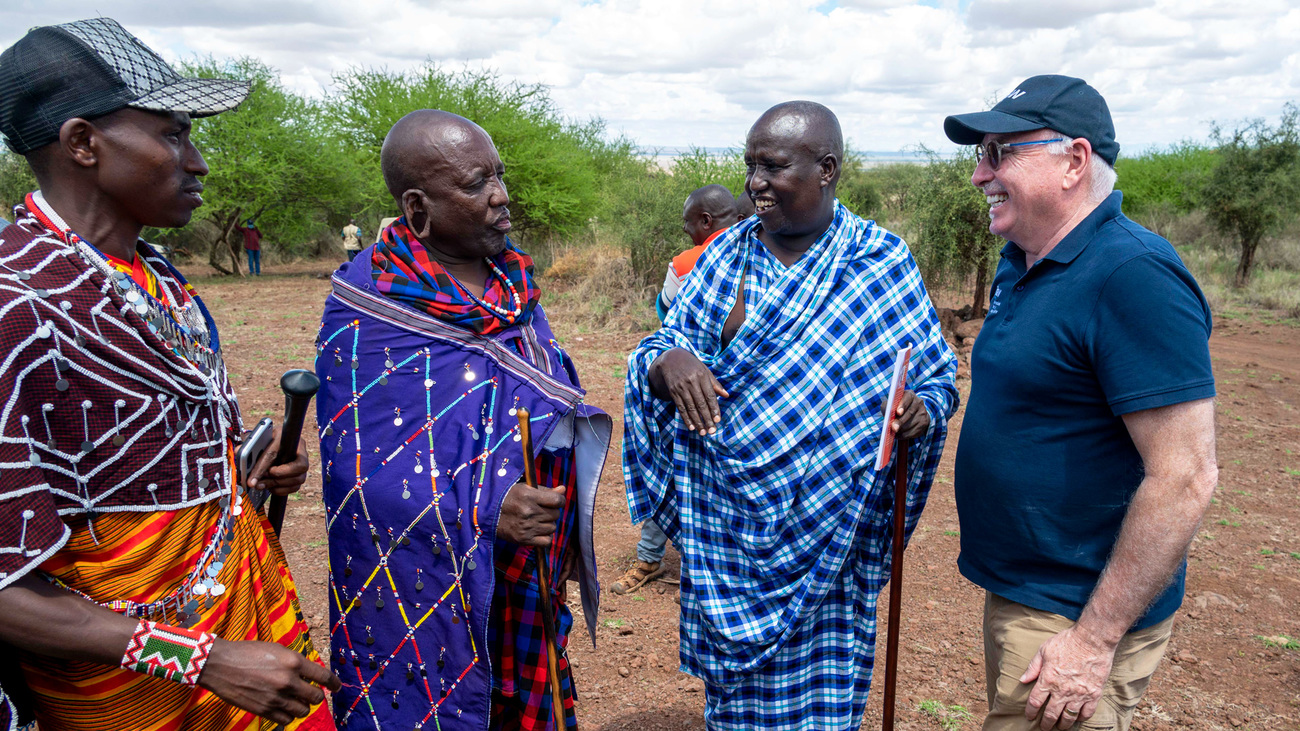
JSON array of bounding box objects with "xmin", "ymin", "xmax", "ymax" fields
[{"xmin": 975, "ymin": 138, "xmax": 1067, "ymax": 170}]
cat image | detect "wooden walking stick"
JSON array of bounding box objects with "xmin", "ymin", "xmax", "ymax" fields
[
  {"xmin": 881, "ymin": 436, "xmax": 909, "ymax": 731},
  {"xmin": 515, "ymin": 407, "xmax": 574, "ymax": 731}
]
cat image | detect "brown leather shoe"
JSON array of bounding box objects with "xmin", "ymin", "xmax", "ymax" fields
[{"xmin": 610, "ymin": 560, "xmax": 664, "ymax": 595}]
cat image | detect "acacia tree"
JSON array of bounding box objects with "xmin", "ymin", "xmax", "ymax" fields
[
  {"xmin": 907, "ymin": 147, "xmax": 1001, "ymax": 314},
  {"xmin": 329, "ymin": 65, "xmax": 629, "ymax": 244},
  {"xmin": 182, "ymin": 58, "xmax": 367, "ymax": 274},
  {"xmin": 1201, "ymin": 103, "xmax": 1300, "ymax": 286},
  {"xmin": 0, "ymin": 151, "xmax": 38, "ymax": 216}
]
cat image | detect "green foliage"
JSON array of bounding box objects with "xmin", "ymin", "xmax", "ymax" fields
[
  {"xmin": 837, "ymin": 150, "xmax": 883, "ymax": 220},
  {"xmin": 0, "ymin": 151, "xmax": 38, "ymax": 217},
  {"xmin": 1114, "ymin": 141, "xmax": 1215, "ymax": 218},
  {"xmin": 330, "ymin": 65, "xmax": 631, "ymax": 243},
  {"xmin": 918, "ymin": 699, "xmax": 973, "ymax": 730},
  {"xmin": 601, "ymin": 147, "xmax": 746, "ymax": 285},
  {"xmin": 177, "ymin": 57, "xmax": 367, "ymax": 271},
  {"xmin": 1201, "ymin": 103, "xmax": 1300, "ymax": 285},
  {"xmin": 865, "ymin": 162, "xmax": 927, "ymax": 220},
  {"xmin": 906, "ymin": 146, "xmax": 1001, "ymax": 312},
  {"xmin": 1257, "ymin": 634, "xmax": 1300, "ymax": 651}
]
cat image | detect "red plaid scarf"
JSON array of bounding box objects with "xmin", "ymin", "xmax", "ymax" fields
[{"xmin": 370, "ymin": 217, "xmax": 540, "ymax": 335}]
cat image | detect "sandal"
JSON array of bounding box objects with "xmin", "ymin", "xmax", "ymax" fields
[{"xmin": 610, "ymin": 560, "xmax": 664, "ymax": 595}]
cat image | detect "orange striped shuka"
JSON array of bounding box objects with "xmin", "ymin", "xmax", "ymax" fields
[
  {"xmin": 0, "ymin": 199, "xmax": 333, "ymax": 730},
  {"xmin": 21, "ymin": 490, "xmax": 332, "ymax": 731}
]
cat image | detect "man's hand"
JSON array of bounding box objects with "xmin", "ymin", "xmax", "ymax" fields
[
  {"xmin": 246, "ymin": 425, "xmax": 309, "ymax": 496},
  {"xmin": 1020, "ymin": 625, "xmax": 1116, "ymax": 730},
  {"xmin": 648, "ymin": 348, "xmax": 729, "ymax": 436},
  {"xmin": 891, "ymin": 391, "xmax": 930, "ymax": 440},
  {"xmin": 497, "ymin": 483, "xmax": 565, "ymax": 547},
  {"xmin": 199, "ymin": 639, "xmax": 341, "ymax": 726}
]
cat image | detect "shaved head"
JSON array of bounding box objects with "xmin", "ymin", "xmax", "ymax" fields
[
  {"xmin": 377, "ymin": 108, "xmax": 511, "ymax": 262},
  {"xmin": 743, "ymin": 101, "xmax": 844, "ymax": 251},
  {"xmin": 682, "ymin": 183, "xmax": 740, "ymax": 246},
  {"xmin": 381, "ymin": 109, "xmax": 490, "ymax": 202},
  {"xmin": 749, "ymin": 101, "xmax": 843, "ymax": 169},
  {"xmin": 684, "ymin": 184, "xmax": 737, "ymax": 220}
]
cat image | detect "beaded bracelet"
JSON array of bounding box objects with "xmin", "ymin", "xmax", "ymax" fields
[{"xmin": 121, "ymin": 620, "xmax": 216, "ymax": 685}]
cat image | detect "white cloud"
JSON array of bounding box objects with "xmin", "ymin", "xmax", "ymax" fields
[{"xmin": 1, "ymin": 0, "xmax": 1297, "ymax": 155}]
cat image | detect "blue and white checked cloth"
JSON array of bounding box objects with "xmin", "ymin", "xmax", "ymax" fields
[{"xmin": 623, "ymin": 203, "xmax": 958, "ymax": 730}]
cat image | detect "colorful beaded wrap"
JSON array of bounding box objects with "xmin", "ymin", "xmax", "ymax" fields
[{"xmin": 120, "ymin": 620, "xmax": 216, "ymax": 685}]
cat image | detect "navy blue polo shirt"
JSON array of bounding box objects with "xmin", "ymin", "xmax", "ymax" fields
[{"xmin": 954, "ymin": 191, "xmax": 1215, "ymax": 630}]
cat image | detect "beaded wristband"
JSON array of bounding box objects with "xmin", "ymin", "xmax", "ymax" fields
[{"xmin": 121, "ymin": 620, "xmax": 216, "ymax": 685}]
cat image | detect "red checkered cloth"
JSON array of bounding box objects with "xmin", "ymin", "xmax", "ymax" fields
[
  {"xmin": 0, "ymin": 202, "xmax": 243, "ymax": 591},
  {"xmin": 489, "ymin": 446, "xmax": 578, "ymax": 731}
]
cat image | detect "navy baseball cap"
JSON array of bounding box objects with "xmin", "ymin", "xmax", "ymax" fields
[{"xmin": 944, "ymin": 75, "xmax": 1119, "ymax": 165}]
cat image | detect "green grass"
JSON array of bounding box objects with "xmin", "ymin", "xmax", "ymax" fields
[
  {"xmin": 1289, "ymin": 552, "xmax": 1300, "ymax": 560},
  {"xmin": 602, "ymin": 618, "xmax": 627, "ymax": 629},
  {"xmin": 1261, "ymin": 548, "xmax": 1276, "ymax": 555},
  {"xmin": 1216, "ymin": 519, "xmax": 1241, "ymax": 527},
  {"xmin": 943, "ymin": 530, "xmax": 960, "ymax": 537},
  {"xmin": 1257, "ymin": 634, "xmax": 1300, "ymax": 650},
  {"xmin": 918, "ymin": 700, "xmax": 973, "ymax": 730}
]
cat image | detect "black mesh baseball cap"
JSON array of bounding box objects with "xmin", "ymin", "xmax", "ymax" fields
[
  {"xmin": 943, "ymin": 75, "xmax": 1120, "ymax": 166},
  {"xmin": 0, "ymin": 17, "xmax": 249, "ymax": 154}
]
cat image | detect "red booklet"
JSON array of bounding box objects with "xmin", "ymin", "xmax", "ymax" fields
[{"xmin": 873, "ymin": 345, "xmax": 913, "ymax": 472}]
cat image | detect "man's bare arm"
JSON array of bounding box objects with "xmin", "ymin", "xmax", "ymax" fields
[
  {"xmin": 0, "ymin": 574, "xmax": 137, "ymax": 664},
  {"xmin": 1021, "ymin": 397, "xmax": 1218, "ymax": 729},
  {"xmin": 0, "ymin": 574, "xmax": 341, "ymax": 725},
  {"xmin": 1077, "ymin": 397, "xmax": 1218, "ymax": 644}
]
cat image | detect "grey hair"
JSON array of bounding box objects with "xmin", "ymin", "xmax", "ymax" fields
[{"xmin": 1045, "ymin": 135, "xmax": 1116, "ymax": 202}]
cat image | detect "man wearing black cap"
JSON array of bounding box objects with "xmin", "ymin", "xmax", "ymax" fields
[
  {"xmin": 945, "ymin": 76, "xmax": 1218, "ymax": 731},
  {"xmin": 0, "ymin": 18, "xmax": 339, "ymax": 730}
]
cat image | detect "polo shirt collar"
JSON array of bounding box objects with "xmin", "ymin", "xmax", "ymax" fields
[{"xmin": 1001, "ymin": 191, "xmax": 1125, "ymax": 267}]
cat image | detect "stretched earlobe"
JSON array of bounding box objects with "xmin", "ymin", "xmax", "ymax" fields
[{"xmin": 403, "ymin": 190, "xmax": 431, "ymax": 239}]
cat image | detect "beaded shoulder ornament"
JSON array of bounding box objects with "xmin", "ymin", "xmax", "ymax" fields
[{"xmin": 26, "ymin": 192, "xmax": 246, "ymax": 633}]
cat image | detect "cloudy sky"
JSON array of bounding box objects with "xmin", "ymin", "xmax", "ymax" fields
[{"xmin": 3, "ymin": 0, "xmax": 1298, "ymax": 156}]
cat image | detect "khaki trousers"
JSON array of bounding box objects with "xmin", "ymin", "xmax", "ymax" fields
[{"xmin": 982, "ymin": 592, "xmax": 1174, "ymax": 731}]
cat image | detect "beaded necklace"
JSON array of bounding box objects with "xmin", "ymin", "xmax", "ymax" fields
[
  {"xmin": 448, "ymin": 257, "xmax": 524, "ymax": 321},
  {"xmin": 27, "ymin": 191, "xmax": 241, "ymax": 628}
]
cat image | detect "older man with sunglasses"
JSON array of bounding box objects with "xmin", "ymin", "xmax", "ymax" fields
[{"xmin": 945, "ymin": 76, "xmax": 1218, "ymax": 731}]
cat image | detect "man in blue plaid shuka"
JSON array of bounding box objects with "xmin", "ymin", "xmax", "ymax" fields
[{"xmin": 623, "ymin": 102, "xmax": 958, "ymax": 730}]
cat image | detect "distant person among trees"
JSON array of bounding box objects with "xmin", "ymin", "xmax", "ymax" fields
[
  {"xmin": 623, "ymin": 101, "xmax": 958, "ymax": 730},
  {"xmin": 612, "ymin": 184, "xmax": 741, "ymax": 598},
  {"xmin": 0, "ymin": 17, "xmax": 337, "ymax": 731},
  {"xmin": 340, "ymin": 218, "xmax": 363, "ymax": 261},
  {"xmin": 944, "ymin": 75, "xmax": 1219, "ymax": 731},
  {"xmin": 236, "ymin": 219, "xmax": 261, "ymax": 275},
  {"xmin": 315, "ymin": 109, "xmax": 612, "ymax": 731}
]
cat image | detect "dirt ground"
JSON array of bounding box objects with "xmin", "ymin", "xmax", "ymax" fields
[{"xmin": 200, "ymin": 262, "xmax": 1300, "ymax": 731}]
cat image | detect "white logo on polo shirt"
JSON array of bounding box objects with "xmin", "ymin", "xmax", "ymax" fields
[{"xmin": 989, "ymin": 285, "xmax": 1003, "ymax": 315}]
